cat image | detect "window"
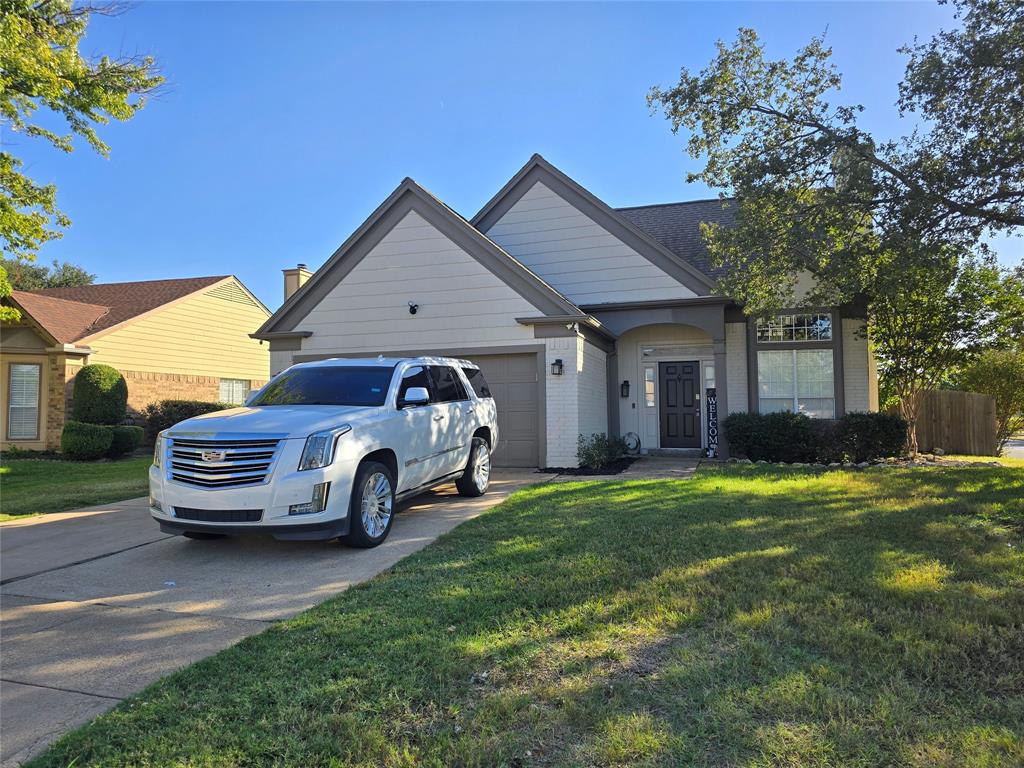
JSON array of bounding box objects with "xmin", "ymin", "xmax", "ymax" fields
[
  {"xmin": 462, "ymin": 367, "xmax": 492, "ymax": 399},
  {"xmin": 704, "ymin": 364, "xmax": 716, "ymax": 389},
  {"xmin": 7, "ymin": 363, "xmax": 40, "ymax": 440},
  {"xmin": 644, "ymin": 366, "xmax": 656, "ymax": 408},
  {"xmin": 757, "ymin": 350, "xmax": 835, "ymax": 418},
  {"xmin": 755, "ymin": 313, "xmax": 832, "ymax": 342},
  {"xmin": 397, "ymin": 366, "xmax": 431, "ymax": 403},
  {"xmin": 219, "ymin": 378, "xmax": 250, "ymax": 405},
  {"xmin": 429, "ymin": 366, "xmax": 468, "ymax": 402},
  {"xmin": 248, "ymin": 366, "xmax": 394, "ymax": 407}
]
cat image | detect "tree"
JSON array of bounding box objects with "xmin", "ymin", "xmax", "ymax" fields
[
  {"xmin": 1, "ymin": 257, "xmax": 95, "ymax": 289},
  {"xmin": 957, "ymin": 348, "xmax": 1024, "ymax": 455},
  {"xmin": 0, "ymin": 0, "xmax": 162, "ymax": 320},
  {"xmin": 648, "ymin": 0, "xmax": 1024, "ymax": 452}
]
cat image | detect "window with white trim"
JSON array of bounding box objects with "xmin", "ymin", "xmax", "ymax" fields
[
  {"xmin": 757, "ymin": 350, "xmax": 835, "ymax": 418},
  {"xmin": 219, "ymin": 378, "xmax": 250, "ymax": 405},
  {"xmin": 755, "ymin": 313, "xmax": 832, "ymax": 342},
  {"xmin": 7, "ymin": 363, "xmax": 41, "ymax": 440},
  {"xmin": 643, "ymin": 366, "xmax": 656, "ymax": 408}
]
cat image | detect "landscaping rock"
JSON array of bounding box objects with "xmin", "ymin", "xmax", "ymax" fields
[{"xmin": 933, "ymin": 447, "xmax": 945, "ymax": 456}]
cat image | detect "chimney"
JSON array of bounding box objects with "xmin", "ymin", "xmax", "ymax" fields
[{"xmin": 282, "ymin": 263, "xmax": 312, "ymax": 301}]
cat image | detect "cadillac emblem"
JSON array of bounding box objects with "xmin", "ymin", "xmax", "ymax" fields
[{"xmin": 201, "ymin": 450, "xmax": 226, "ymax": 463}]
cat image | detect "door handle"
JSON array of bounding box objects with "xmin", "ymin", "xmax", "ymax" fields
[{"xmin": 433, "ymin": 414, "xmax": 445, "ymax": 421}]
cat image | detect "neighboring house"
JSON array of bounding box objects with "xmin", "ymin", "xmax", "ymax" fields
[
  {"xmin": 254, "ymin": 155, "xmax": 878, "ymax": 467},
  {"xmin": 1, "ymin": 276, "xmax": 270, "ymax": 451}
]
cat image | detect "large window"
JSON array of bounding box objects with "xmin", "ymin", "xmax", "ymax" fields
[
  {"xmin": 758, "ymin": 350, "xmax": 835, "ymax": 418},
  {"xmin": 428, "ymin": 366, "xmax": 468, "ymax": 403},
  {"xmin": 756, "ymin": 313, "xmax": 832, "ymax": 342},
  {"xmin": 7, "ymin": 363, "xmax": 41, "ymax": 440},
  {"xmin": 219, "ymin": 378, "xmax": 250, "ymax": 405}
]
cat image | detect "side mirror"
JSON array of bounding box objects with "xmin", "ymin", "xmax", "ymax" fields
[{"xmin": 400, "ymin": 386, "xmax": 430, "ymax": 408}]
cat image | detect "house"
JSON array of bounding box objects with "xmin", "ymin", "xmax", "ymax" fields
[
  {"xmin": 1, "ymin": 275, "xmax": 271, "ymax": 451},
  {"xmin": 254, "ymin": 155, "xmax": 878, "ymax": 467}
]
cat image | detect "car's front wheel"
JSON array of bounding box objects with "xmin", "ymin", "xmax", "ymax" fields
[
  {"xmin": 342, "ymin": 461, "xmax": 396, "ymax": 548},
  {"xmin": 456, "ymin": 436, "xmax": 491, "ymax": 497}
]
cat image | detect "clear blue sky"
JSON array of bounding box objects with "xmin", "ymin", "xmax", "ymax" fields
[{"xmin": 17, "ymin": 1, "xmax": 1020, "ymax": 309}]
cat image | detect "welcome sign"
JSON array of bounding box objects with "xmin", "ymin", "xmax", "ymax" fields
[{"xmin": 705, "ymin": 387, "xmax": 719, "ymax": 458}]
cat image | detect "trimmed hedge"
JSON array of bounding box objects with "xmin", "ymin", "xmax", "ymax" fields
[
  {"xmin": 723, "ymin": 411, "xmax": 907, "ymax": 463},
  {"xmin": 143, "ymin": 399, "xmax": 232, "ymax": 439},
  {"xmin": 107, "ymin": 425, "xmax": 145, "ymax": 458},
  {"xmin": 71, "ymin": 364, "xmax": 128, "ymax": 425},
  {"xmin": 577, "ymin": 433, "xmax": 627, "ymax": 469},
  {"xmin": 61, "ymin": 420, "xmax": 114, "ymax": 461}
]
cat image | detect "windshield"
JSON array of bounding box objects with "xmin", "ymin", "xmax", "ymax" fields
[{"xmin": 247, "ymin": 366, "xmax": 395, "ymax": 407}]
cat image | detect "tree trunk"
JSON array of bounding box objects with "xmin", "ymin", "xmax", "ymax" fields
[{"xmin": 899, "ymin": 394, "xmax": 920, "ymax": 457}]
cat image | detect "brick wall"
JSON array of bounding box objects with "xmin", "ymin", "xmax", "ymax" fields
[{"xmin": 44, "ymin": 354, "xmax": 69, "ymax": 450}]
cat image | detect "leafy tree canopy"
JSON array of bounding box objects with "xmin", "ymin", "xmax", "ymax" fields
[
  {"xmin": 648, "ymin": 0, "xmax": 1023, "ymax": 314},
  {"xmin": 1, "ymin": 256, "xmax": 95, "ymax": 289},
  {"xmin": 0, "ymin": 0, "xmax": 161, "ymax": 320}
]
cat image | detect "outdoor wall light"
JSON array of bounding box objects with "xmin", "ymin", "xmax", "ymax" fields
[
  {"xmin": 550, "ymin": 359, "xmax": 564, "ymax": 376},
  {"xmin": 621, "ymin": 380, "xmax": 630, "ymax": 398}
]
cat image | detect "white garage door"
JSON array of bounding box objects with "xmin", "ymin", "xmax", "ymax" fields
[{"xmin": 464, "ymin": 353, "xmax": 539, "ymax": 467}]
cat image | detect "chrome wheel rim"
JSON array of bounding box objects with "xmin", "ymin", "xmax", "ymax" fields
[
  {"xmin": 360, "ymin": 472, "xmax": 393, "ymax": 538},
  {"xmin": 473, "ymin": 444, "xmax": 490, "ymax": 489}
]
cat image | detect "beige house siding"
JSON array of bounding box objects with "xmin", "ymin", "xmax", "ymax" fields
[
  {"xmin": 293, "ymin": 210, "xmax": 539, "ymax": 357},
  {"xmin": 842, "ymin": 318, "xmax": 876, "ymax": 412},
  {"xmin": 84, "ymin": 279, "xmax": 270, "ymax": 381},
  {"xmin": 483, "ymin": 181, "xmax": 698, "ymax": 306}
]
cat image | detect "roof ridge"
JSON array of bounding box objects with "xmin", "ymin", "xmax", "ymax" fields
[
  {"xmin": 10, "ymin": 289, "xmax": 111, "ymax": 311},
  {"xmin": 616, "ymin": 197, "xmax": 733, "ymax": 211},
  {"xmin": 27, "ymin": 275, "xmax": 230, "ymax": 294}
]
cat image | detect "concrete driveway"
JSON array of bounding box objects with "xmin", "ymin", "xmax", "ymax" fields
[{"xmin": 0, "ymin": 469, "xmax": 542, "ymax": 766}]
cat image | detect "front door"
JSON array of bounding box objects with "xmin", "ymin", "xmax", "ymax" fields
[{"xmin": 659, "ymin": 361, "xmax": 701, "ymax": 448}]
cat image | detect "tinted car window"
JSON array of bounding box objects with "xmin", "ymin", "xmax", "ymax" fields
[
  {"xmin": 462, "ymin": 367, "xmax": 492, "ymax": 398},
  {"xmin": 248, "ymin": 366, "xmax": 394, "ymax": 407},
  {"xmin": 397, "ymin": 366, "xmax": 431, "ymax": 403},
  {"xmin": 429, "ymin": 366, "xmax": 468, "ymax": 403}
]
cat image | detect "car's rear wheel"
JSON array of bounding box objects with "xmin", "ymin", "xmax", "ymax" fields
[
  {"xmin": 183, "ymin": 531, "xmax": 226, "ymax": 540},
  {"xmin": 456, "ymin": 437, "xmax": 491, "ymax": 497},
  {"xmin": 342, "ymin": 461, "xmax": 395, "ymax": 548}
]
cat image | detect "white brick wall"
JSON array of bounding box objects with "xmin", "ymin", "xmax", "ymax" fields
[
  {"xmin": 725, "ymin": 322, "xmax": 748, "ymax": 414},
  {"xmin": 544, "ymin": 336, "xmax": 580, "ymax": 467},
  {"xmin": 578, "ymin": 340, "xmax": 608, "ymax": 439},
  {"xmin": 843, "ymin": 318, "xmax": 875, "ymax": 412}
]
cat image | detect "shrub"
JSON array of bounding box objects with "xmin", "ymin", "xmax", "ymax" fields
[
  {"xmin": 71, "ymin": 364, "xmax": 128, "ymax": 425},
  {"xmin": 722, "ymin": 411, "xmax": 821, "ymax": 463},
  {"xmin": 61, "ymin": 420, "xmax": 113, "ymax": 460},
  {"xmin": 577, "ymin": 433, "xmax": 627, "ymax": 469},
  {"xmin": 723, "ymin": 411, "xmax": 908, "ymax": 463},
  {"xmin": 836, "ymin": 411, "xmax": 908, "ymax": 462},
  {"xmin": 143, "ymin": 399, "xmax": 231, "ymax": 439},
  {"xmin": 107, "ymin": 425, "xmax": 145, "ymax": 458}
]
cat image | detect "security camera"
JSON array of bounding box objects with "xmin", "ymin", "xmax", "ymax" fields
[{"xmin": 408, "ymin": 302, "xmax": 419, "ymax": 315}]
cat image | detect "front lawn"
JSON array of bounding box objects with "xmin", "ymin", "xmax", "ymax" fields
[
  {"xmin": 33, "ymin": 465, "xmax": 1024, "ymax": 767},
  {"xmin": 0, "ymin": 456, "xmax": 151, "ymax": 520}
]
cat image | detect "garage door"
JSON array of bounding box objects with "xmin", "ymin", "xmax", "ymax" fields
[{"xmin": 464, "ymin": 353, "xmax": 539, "ymax": 467}]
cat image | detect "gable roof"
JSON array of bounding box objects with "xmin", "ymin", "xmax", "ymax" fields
[
  {"xmin": 471, "ymin": 154, "xmax": 717, "ymax": 296},
  {"xmin": 254, "ymin": 178, "xmax": 585, "ymax": 339},
  {"xmin": 8, "ymin": 276, "xmax": 235, "ymax": 345},
  {"xmin": 616, "ymin": 199, "xmax": 736, "ymax": 281}
]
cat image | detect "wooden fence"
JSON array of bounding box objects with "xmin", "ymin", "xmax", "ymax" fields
[{"xmin": 890, "ymin": 390, "xmax": 997, "ymax": 456}]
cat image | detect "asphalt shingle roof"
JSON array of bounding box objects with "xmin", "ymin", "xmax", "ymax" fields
[
  {"xmin": 615, "ymin": 198, "xmax": 736, "ymax": 281},
  {"xmin": 13, "ymin": 276, "xmax": 228, "ymax": 343}
]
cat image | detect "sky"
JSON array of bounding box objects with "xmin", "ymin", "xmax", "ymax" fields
[{"xmin": 14, "ymin": 0, "xmax": 1021, "ymax": 310}]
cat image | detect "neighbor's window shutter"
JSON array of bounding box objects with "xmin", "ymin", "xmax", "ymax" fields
[{"xmin": 8, "ymin": 364, "xmax": 41, "ymax": 440}]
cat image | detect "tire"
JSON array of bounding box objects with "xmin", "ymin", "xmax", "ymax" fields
[
  {"xmin": 456, "ymin": 436, "xmax": 491, "ymax": 497},
  {"xmin": 183, "ymin": 531, "xmax": 226, "ymax": 540},
  {"xmin": 342, "ymin": 461, "xmax": 396, "ymax": 548}
]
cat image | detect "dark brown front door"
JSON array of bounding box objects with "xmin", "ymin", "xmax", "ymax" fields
[{"xmin": 660, "ymin": 361, "xmax": 701, "ymax": 448}]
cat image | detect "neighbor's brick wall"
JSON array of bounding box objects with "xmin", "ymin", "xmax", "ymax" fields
[{"xmin": 44, "ymin": 354, "xmax": 70, "ymax": 450}]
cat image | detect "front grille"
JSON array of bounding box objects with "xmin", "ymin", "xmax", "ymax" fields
[
  {"xmin": 169, "ymin": 437, "xmax": 281, "ymax": 489},
  {"xmin": 173, "ymin": 507, "xmax": 263, "ymax": 523}
]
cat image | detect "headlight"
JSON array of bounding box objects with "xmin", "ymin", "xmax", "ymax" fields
[
  {"xmin": 298, "ymin": 425, "xmax": 351, "ymax": 471},
  {"xmin": 153, "ymin": 433, "xmax": 166, "ymax": 468}
]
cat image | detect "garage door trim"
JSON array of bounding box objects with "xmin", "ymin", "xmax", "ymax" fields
[{"xmin": 293, "ymin": 344, "xmax": 546, "ymax": 467}]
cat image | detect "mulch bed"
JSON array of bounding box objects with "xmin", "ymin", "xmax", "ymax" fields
[{"xmin": 540, "ymin": 456, "xmax": 639, "ymax": 476}]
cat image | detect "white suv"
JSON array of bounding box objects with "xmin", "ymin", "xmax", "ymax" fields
[{"xmin": 149, "ymin": 357, "xmax": 498, "ymax": 547}]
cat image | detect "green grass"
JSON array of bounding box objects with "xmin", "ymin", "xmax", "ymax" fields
[
  {"xmin": 0, "ymin": 456, "xmax": 151, "ymax": 520},
  {"xmin": 32, "ymin": 465, "xmax": 1024, "ymax": 767}
]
